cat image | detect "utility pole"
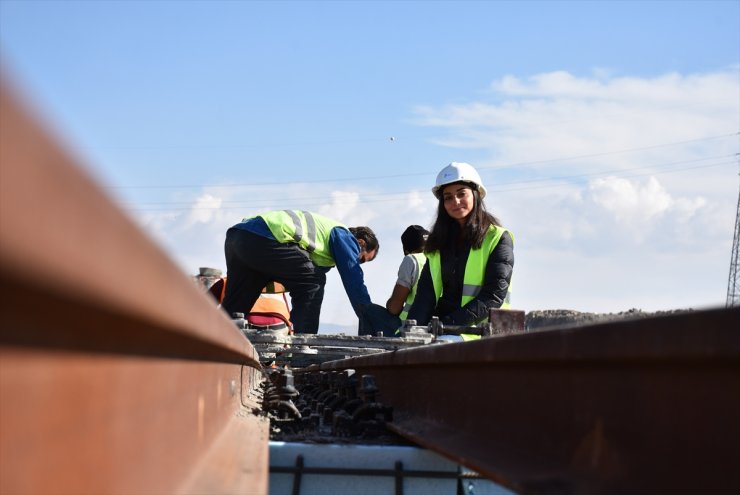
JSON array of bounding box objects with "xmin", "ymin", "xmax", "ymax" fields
[{"xmin": 728, "ymin": 155, "xmax": 740, "ymax": 307}]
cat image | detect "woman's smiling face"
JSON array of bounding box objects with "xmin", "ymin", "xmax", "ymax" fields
[{"xmin": 442, "ymin": 183, "xmax": 474, "ymax": 224}]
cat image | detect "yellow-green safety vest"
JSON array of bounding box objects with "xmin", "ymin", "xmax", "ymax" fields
[
  {"xmin": 399, "ymin": 252, "xmax": 427, "ymax": 321},
  {"xmin": 252, "ymin": 210, "xmax": 345, "ymax": 267},
  {"xmin": 427, "ymin": 225, "xmax": 514, "ymax": 341}
]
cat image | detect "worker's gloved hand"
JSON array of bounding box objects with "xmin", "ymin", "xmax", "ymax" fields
[{"xmin": 357, "ymin": 303, "xmax": 401, "ymax": 337}]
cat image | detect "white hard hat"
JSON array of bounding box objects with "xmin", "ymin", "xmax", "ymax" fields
[{"xmin": 432, "ymin": 162, "xmax": 487, "ymax": 199}]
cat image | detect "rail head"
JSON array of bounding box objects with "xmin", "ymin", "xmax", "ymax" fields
[
  {"xmin": 0, "ymin": 77, "xmax": 268, "ymax": 495},
  {"xmin": 295, "ymin": 306, "xmax": 740, "ymax": 494},
  {"xmin": 0, "ymin": 76, "xmax": 258, "ymax": 364}
]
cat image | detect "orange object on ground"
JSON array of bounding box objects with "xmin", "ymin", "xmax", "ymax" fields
[{"xmin": 208, "ymin": 277, "xmax": 291, "ymax": 329}]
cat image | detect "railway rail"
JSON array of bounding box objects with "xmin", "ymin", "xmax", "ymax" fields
[
  {"xmin": 0, "ymin": 79, "xmax": 268, "ymax": 494},
  {"xmin": 295, "ymin": 306, "xmax": 740, "ymax": 494}
]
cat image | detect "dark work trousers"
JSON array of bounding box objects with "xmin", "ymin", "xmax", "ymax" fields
[{"xmin": 222, "ymin": 228, "xmax": 326, "ymax": 334}]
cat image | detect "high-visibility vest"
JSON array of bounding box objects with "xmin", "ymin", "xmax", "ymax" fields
[
  {"xmin": 399, "ymin": 252, "xmax": 427, "ymax": 321},
  {"xmin": 212, "ymin": 278, "xmax": 286, "ymax": 304},
  {"xmin": 254, "ymin": 210, "xmax": 345, "ymax": 267},
  {"xmin": 427, "ymin": 225, "xmax": 514, "ymax": 341}
]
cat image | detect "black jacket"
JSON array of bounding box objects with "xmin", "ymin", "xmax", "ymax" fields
[{"xmin": 407, "ymin": 231, "xmax": 514, "ymax": 326}]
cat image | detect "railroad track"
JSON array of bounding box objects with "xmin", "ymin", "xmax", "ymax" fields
[{"xmin": 2, "ymin": 76, "xmax": 739, "ymax": 495}]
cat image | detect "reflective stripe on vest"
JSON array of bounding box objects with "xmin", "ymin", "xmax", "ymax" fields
[
  {"xmin": 284, "ymin": 210, "xmax": 317, "ymax": 252},
  {"xmin": 399, "ymin": 252, "xmax": 427, "ymax": 321},
  {"xmin": 427, "ymin": 225, "xmax": 514, "ymax": 339},
  {"xmin": 256, "ymin": 210, "xmax": 345, "ymax": 267}
]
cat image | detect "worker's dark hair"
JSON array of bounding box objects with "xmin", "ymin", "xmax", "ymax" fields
[
  {"xmin": 349, "ymin": 226, "xmax": 379, "ymax": 254},
  {"xmin": 401, "ymin": 225, "xmax": 429, "ymax": 254},
  {"xmin": 425, "ymin": 187, "xmax": 500, "ymax": 252}
]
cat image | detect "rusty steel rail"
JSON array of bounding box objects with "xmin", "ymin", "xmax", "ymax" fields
[
  {"xmin": 0, "ymin": 77, "xmax": 268, "ymax": 494},
  {"xmin": 304, "ymin": 307, "xmax": 740, "ymax": 495}
]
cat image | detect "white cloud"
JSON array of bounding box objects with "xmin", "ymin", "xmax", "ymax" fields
[
  {"xmin": 318, "ymin": 191, "xmax": 363, "ymax": 224},
  {"xmin": 185, "ymin": 193, "xmax": 223, "ymax": 226},
  {"xmin": 491, "ymin": 70, "xmax": 738, "ymax": 106},
  {"xmin": 673, "ymin": 196, "xmax": 707, "ymax": 220},
  {"xmin": 416, "ymin": 68, "xmax": 739, "ymax": 168},
  {"xmin": 589, "ymin": 176, "xmax": 673, "ymax": 224}
]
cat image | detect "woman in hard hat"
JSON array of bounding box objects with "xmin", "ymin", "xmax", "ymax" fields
[{"xmin": 406, "ymin": 162, "xmax": 514, "ymax": 340}]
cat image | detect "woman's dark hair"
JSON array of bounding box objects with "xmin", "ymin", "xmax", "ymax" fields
[
  {"xmin": 349, "ymin": 226, "xmax": 379, "ymax": 253},
  {"xmin": 425, "ymin": 182, "xmax": 500, "ymax": 252}
]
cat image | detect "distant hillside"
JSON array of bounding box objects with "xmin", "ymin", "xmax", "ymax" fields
[
  {"xmin": 318, "ymin": 323, "xmax": 358, "ymax": 335},
  {"xmin": 525, "ymin": 308, "xmax": 695, "ymax": 331}
]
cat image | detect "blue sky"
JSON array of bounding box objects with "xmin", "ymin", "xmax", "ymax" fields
[{"xmin": 1, "ymin": 0, "xmax": 739, "ymax": 330}]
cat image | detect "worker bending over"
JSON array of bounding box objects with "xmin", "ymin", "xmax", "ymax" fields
[{"xmin": 222, "ymin": 210, "xmax": 378, "ymax": 334}]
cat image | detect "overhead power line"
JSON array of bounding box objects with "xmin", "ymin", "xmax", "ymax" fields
[
  {"xmin": 108, "ymin": 132, "xmax": 738, "ymax": 190},
  {"xmin": 124, "ymin": 154, "xmax": 734, "ymax": 207},
  {"xmin": 478, "ymin": 133, "xmax": 738, "ymax": 170},
  {"xmin": 124, "ymin": 157, "xmax": 737, "ymax": 212}
]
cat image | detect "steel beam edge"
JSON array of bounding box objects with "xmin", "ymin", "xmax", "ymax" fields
[
  {"xmin": 0, "ymin": 76, "xmax": 268, "ymax": 494},
  {"xmin": 300, "ymin": 307, "xmax": 740, "ymax": 494}
]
